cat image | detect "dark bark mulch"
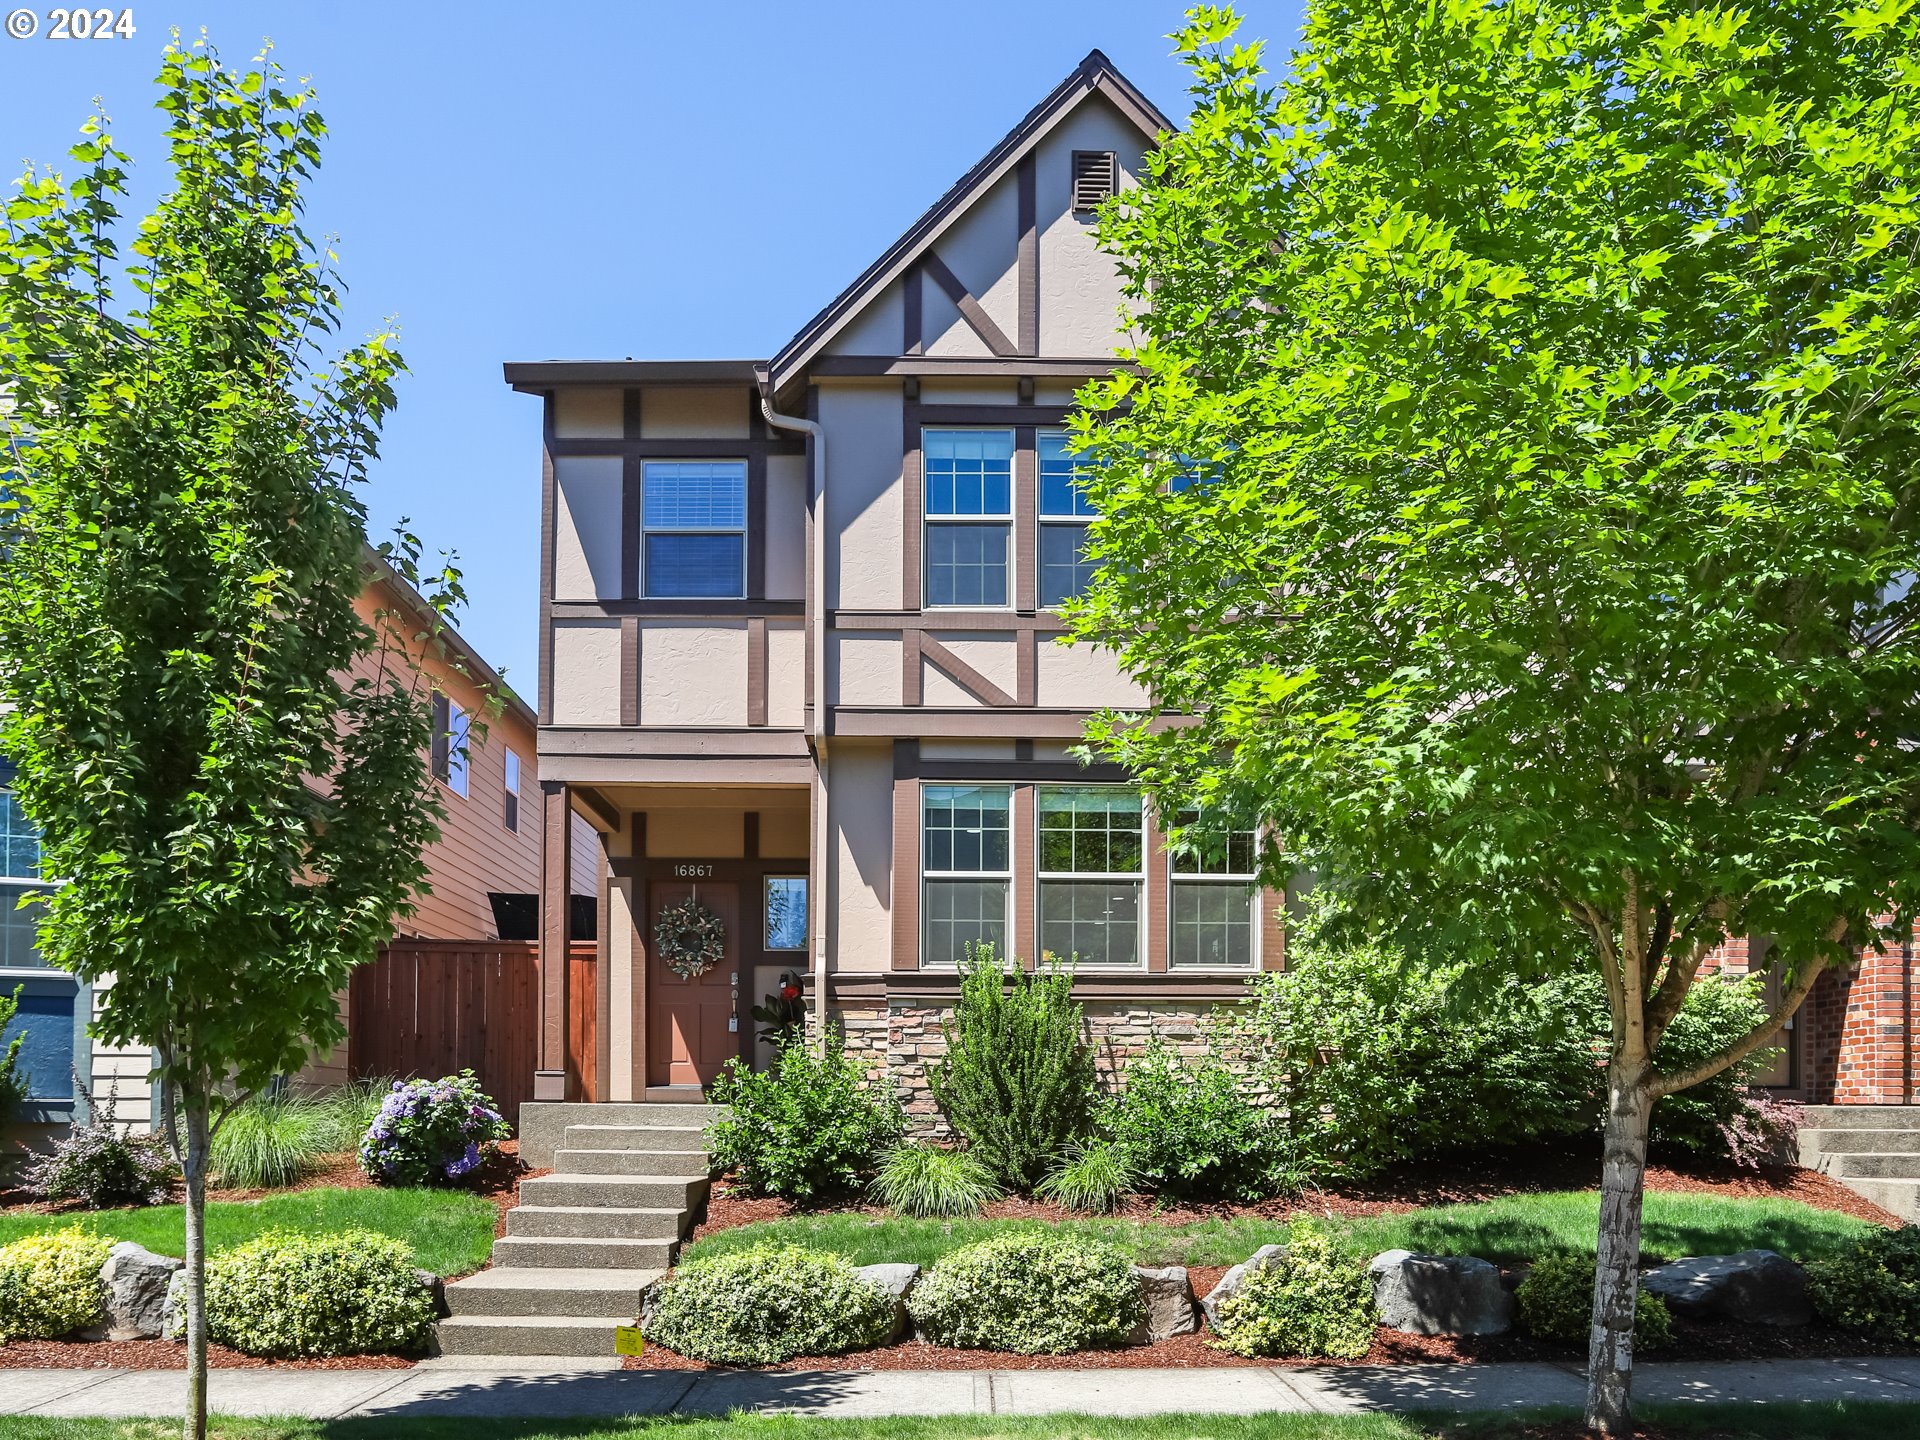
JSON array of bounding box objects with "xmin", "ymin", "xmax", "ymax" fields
[{"xmin": 0, "ymin": 1339, "xmax": 412, "ymax": 1370}]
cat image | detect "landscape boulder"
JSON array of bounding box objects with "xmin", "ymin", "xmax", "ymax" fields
[
  {"xmin": 414, "ymin": 1268, "xmax": 449, "ymax": 1320},
  {"xmin": 857, "ymin": 1262, "xmax": 922, "ymax": 1343},
  {"xmin": 1200, "ymin": 1244, "xmax": 1287, "ymax": 1329},
  {"xmin": 1368, "ymin": 1250, "xmax": 1514, "ymax": 1336},
  {"xmin": 1129, "ymin": 1264, "xmax": 1199, "ymax": 1341},
  {"xmin": 1640, "ymin": 1250, "xmax": 1811, "ymax": 1328},
  {"xmin": 99, "ymin": 1242, "xmax": 184, "ymax": 1340}
]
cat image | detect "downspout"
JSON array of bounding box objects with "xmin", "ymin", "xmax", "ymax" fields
[{"xmin": 759, "ymin": 385, "xmax": 830, "ymax": 1050}]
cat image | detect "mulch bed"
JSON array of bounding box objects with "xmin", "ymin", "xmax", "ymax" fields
[{"xmin": 0, "ymin": 1339, "xmax": 413, "ymax": 1370}]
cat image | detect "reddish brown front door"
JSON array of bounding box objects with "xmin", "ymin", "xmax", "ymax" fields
[{"xmin": 646, "ymin": 879, "xmax": 739, "ymax": 1088}]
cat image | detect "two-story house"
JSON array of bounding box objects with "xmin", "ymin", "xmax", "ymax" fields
[{"xmin": 504, "ymin": 51, "xmax": 1291, "ymax": 1116}]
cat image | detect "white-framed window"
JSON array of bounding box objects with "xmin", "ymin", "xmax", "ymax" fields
[
  {"xmin": 1169, "ymin": 815, "xmax": 1258, "ymax": 970},
  {"xmin": 0, "ymin": 770, "xmax": 47, "ymax": 971},
  {"xmin": 1038, "ymin": 430, "xmax": 1099, "ymax": 608},
  {"xmin": 503, "ymin": 749, "xmax": 521, "ymax": 833},
  {"xmin": 765, "ymin": 876, "xmax": 808, "ymax": 952},
  {"xmin": 432, "ymin": 695, "xmax": 470, "ymax": 799},
  {"xmin": 0, "ymin": 762, "xmax": 81, "ymax": 1109},
  {"xmin": 922, "ymin": 783, "xmax": 1011, "ymax": 965},
  {"xmin": 924, "ymin": 429, "xmax": 1012, "ymax": 607},
  {"xmin": 1037, "ymin": 786, "xmax": 1144, "ymax": 967},
  {"xmin": 644, "ymin": 460, "xmax": 746, "ymax": 599}
]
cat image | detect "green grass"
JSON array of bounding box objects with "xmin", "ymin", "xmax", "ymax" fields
[
  {"xmin": 3, "ymin": 1404, "xmax": 1920, "ymax": 1440},
  {"xmin": 0, "ymin": 1185, "xmax": 496, "ymax": 1277},
  {"xmin": 681, "ymin": 1189, "xmax": 1875, "ymax": 1270}
]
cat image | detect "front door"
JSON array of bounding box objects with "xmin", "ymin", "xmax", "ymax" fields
[{"xmin": 645, "ymin": 878, "xmax": 739, "ymax": 1088}]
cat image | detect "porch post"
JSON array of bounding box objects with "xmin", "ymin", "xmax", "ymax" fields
[{"xmin": 535, "ymin": 780, "xmax": 573, "ymax": 1102}]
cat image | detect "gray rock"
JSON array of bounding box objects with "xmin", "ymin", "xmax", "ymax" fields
[
  {"xmin": 1641, "ymin": 1250, "xmax": 1811, "ymax": 1328},
  {"xmin": 101, "ymin": 1242, "xmax": 183, "ymax": 1341},
  {"xmin": 1369, "ymin": 1249, "xmax": 1514, "ymax": 1336},
  {"xmin": 414, "ymin": 1268, "xmax": 449, "ymax": 1320},
  {"xmin": 1201, "ymin": 1244, "xmax": 1287, "ymax": 1329},
  {"xmin": 858, "ymin": 1262, "xmax": 921, "ymax": 1343},
  {"xmin": 1129, "ymin": 1264, "xmax": 1199, "ymax": 1341}
]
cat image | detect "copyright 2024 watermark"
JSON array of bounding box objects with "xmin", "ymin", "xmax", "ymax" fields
[{"xmin": 6, "ymin": 7, "xmax": 136, "ymax": 39}]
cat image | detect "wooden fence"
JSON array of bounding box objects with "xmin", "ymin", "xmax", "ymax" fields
[{"xmin": 347, "ymin": 939, "xmax": 597, "ymax": 1125}]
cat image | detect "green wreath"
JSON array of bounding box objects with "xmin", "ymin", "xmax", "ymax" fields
[{"xmin": 656, "ymin": 896, "xmax": 726, "ymax": 980}]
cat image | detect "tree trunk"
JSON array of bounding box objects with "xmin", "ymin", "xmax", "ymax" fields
[
  {"xmin": 1585, "ymin": 1058, "xmax": 1654, "ymax": 1435},
  {"xmin": 182, "ymin": 1086, "xmax": 210, "ymax": 1440}
]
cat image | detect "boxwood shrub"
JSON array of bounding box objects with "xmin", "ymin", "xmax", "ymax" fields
[
  {"xmin": 1516, "ymin": 1255, "xmax": 1673, "ymax": 1348},
  {"xmin": 1210, "ymin": 1225, "xmax": 1375, "ymax": 1359},
  {"xmin": 908, "ymin": 1230, "xmax": 1144, "ymax": 1354},
  {"xmin": 0, "ymin": 1228, "xmax": 112, "ymax": 1342},
  {"xmin": 705, "ymin": 1035, "xmax": 904, "ymax": 1203},
  {"xmin": 205, "ymin": 1229, "xmax": 436, "ymax": 1358},
  {"xmin": 1808, "ymin": 1226, "xmax": 1920, "ymax": 1341},
  {"xmin": 644, "ymin": 1244, "xmax": 896, "ymax": 1364}
]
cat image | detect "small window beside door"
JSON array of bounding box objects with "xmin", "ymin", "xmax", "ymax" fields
[{"xmin": 765, "ymin": 877, "xmax": 808, "ymax": 952}]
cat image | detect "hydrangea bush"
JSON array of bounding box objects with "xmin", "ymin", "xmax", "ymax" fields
[{"xmin": 357, "ymin": 1071, "xmax": 510, "ymax": 1187}]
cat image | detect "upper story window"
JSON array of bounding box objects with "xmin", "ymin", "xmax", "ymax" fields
[
  {"xmin": 1038, "ymin": 786, "xmax": 1143, "ymax": 968},
  {"xmin": 644, "ymin": 461, "xmax": 745, "ymax": 599},
  {"xmin": 503, "ymin": 749, "xmax": 521, "ymax": 833},
  {"xmin": 922, "ymin": 783, "xmax": 1010, "ymax": 966},
  {"xmin": 924, "ymin": 429, "xmax": 1012, "ymax": 608},
  {"xmin": 432, "ymin": 696, "xmax": 470, "ymax": 799},
  {"xmin": 1039, "ymin": 430, "xmax": 1097, "ymax": 608},
  {"xmin": 0, "ymin": 764, "xmax": 49, "ymax": 970},
  {"xmin": 1169, "ymin": 814, "xmax": 1258, "ymax": 970}
]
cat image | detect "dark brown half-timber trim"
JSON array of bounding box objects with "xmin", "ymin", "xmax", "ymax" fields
[
  {"xmin": 544, "ymin": 755, "xmax": 813, "ymax": 786},
  {"xmin": 901, "ymin": 629, "xmax": 923, "ymax": 707},
  {"xmin": 548, "ymin": 437, "xmax": 803, "ymax": 459},
  {"xmin": 622, "ymin": 388, "xmax": 643, "ymax": 439},
  {"xmin": 594, "ymin": 834, "xmax": 612, "ymax": 1103},
  {"xmin": 537, "ymin": 726, "xmax": 811, "ymax": 758},
  {"xmin": 902, "ymin": 395, "xmax": 924, "ymax": 610},
  {"xmin": 921, "ymin": 251, "xmax": 1018, "ymax": 358},
  {"xmin": 747, "ymin": 618, "xmax": 768, "ymax": 727},
  {"xmin": 809, "ymin": 356, "xmax": 1133, "ymax": 380},
  {"xmin": 1012, "ymin": 782, "xmax": 1036, "ymax": 968},
  {"xmin": 1017, "ymin": 630, "xmax": 1038, "ymax": 707},
  {"xmin": 553, "ymin": 600, "xmax": 805, "ymax": 620},
  {"xmin": 538, "ymin": 394, "xmax": 558, "ymax": 726},
  {"xmin": 833, "ymin": 708, "xmax": 1149, "ymax": 739},
  {"xmin": 630, "ymin": 813, "xmax": 649, "ymax": 1102},
  {"xmin": 506, "ymin": 359, "xmax": 762, "ymax": 390},
  {"xmin": 915, "ymin": 758, "xmax": 1134, "ymax": 784},
  {"xmin": 891, "ymin": 740, "xmax": 921, "ymax": 971},
  {"xmin": 573, "ymin": 785, "xmax": 622, "ymax": 835},
  {"xmin": 537, "ymin": 782, "xmax": 572, "ymax": 1097},
  {"xmin": 919, "ymin": 404, "xmax": 1076, "ymax": 428},
  {"xmin": 834, "ymin": 610, "xmax": 1068, "ymax": 634},
  {"xmin": 918, "ymin": 634, "xmax": 1016, "ymax": 708},
  {"xmin": 747, "ymin": 452, "xmax": 767, "ymax": 602},
  {"xmin": 618, "ymin": 619, "xmax": 639, "ymax": 727},
  {"xmin": 1017, "ymin": 153, "xmax": 1039, "ymax": 355},
  {"xmin": 903, "ymin": 262, "xmax": 923, "ymax": 356},
  {"xmin": 1015, "ymin": 424, "xmax": 1037, "ymax": 613},
  {"xmin": 826, "ymin": 971, "xmax": 1255, "ymax": 1003},
  {"xmin": 620, "ymin": 457, "xmax": 642, "ymax": 600},
  {"xmin": 1145, "ymin": 808, "xmax": 1169, "ymax": 974}
]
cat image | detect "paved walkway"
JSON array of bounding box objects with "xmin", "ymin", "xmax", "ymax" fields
[{"xmin": 8, "ymin": 1357, "xmax": 1920, "ymax": 1421}]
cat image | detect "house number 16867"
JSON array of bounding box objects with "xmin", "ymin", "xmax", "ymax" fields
[{"xmin": 673, "ymin": 864, "xmax": 714, "ymax": 878}]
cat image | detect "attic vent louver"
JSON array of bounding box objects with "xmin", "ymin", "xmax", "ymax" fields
[{"xmin": 1071, "ymin": 150, "xmax": 1117, "ymax": 212}]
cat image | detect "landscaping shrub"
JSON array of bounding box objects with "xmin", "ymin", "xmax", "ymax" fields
[
  {"xmin": 1104, "ymin": 1043, "xmax": 1287, "ymax": 1202},
  {"xmin": 0, "ymin": 1227, "xmax": 112, "ymax": 1342},
  {"xmin": 1634, "ymin": 974, "xmax": 1773, "ymax": 1157},
  {"xmin": 1516, "ymin": 1254, "xmax": 1673, "ymax": 1348},
  {"xmin": 926, "ymin": 947, "xmax": 1096, "ymax": 1191},
  {"xmin": 25, "ymin": 1079, "xmax": 176, "ymax": 1207},
  {"xmin": 314, "ymin": 1076, "xmax": 394, "ymax": 1153},
  {"xmin": 211, "ymin": 1091, "xmax": 330, "ymax": 1189},
  {"xmin": 872, "ymin": 1143, "xmax": 1003, "ymax": 1218},
  {"xmin": 706, "ymin": 1033, "xmax": 903, "ymax": 1203},
  {"xmin": 1036, "ymin": 1139, "xmax": 1135, "ymax": 1213},
  {"xmin": 204, "ymin": 1228, "xmax": 436, "ymax": 1357},
  {"xmin": 357, "ymin": 1071, "xmax": 510, "ymax": 1187},
  {"xmin": 908, "ymin": 1229, "xmax": 1144, "ymax": 1354},
  {"xmin": 1209, "ymin": 1224, "xmax": 1375, "ymax": 1359},
  {"xmin": 0, "ymin": 984, "xmax": 26, "ymax": 1128},
  {"xmin": 644, "ymin": 1243, "xmax": 896, "ymax": 1364},
  {"xmin": 1808, "ymin": 1226, "xmax": 1920, "ymax": 1341}
]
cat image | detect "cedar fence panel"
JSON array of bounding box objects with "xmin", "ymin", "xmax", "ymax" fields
[{"xmin": 348, "ymin": 939, "xmax": 599, "ymax": 1127}]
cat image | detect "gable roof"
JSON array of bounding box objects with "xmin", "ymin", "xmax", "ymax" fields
[{"xmin": 764, "ymin": 49, "xmax": 1173, "ymax": 399}]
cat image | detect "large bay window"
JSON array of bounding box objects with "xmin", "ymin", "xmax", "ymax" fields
[
  {"xmin": 644, "ymin": 460, "xmax": 746, "ymax": 599},
  {"xmin": 924, "ymin": 429, "xmax": 1012, "ymax": 607},
  {"xmin": 922, "ymin": 784, "xmax": 1010, "ymax": 965},
  {"xmin": 1038, "ymin": 430, "xmax": 1097, "ymax": 607},
  {"xmin": 1038, "ymin": 787, "xmax": 1143, "ymax": 967},
  {"xmin": 1169, "ymin": 816, "xmax": 1258, "ymax": 969}
]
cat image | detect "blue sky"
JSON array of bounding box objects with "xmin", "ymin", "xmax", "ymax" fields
[{"xmin": 0, "ymin": 1, "xmax": 1308, "ymax": 691}]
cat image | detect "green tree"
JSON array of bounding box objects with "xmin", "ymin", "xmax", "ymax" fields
[
  {"xmin": 0, "ymin": 40, "xmax": 458, "ymax": 1440},
  {"xmin": 1071, "ymin": 4, "xmax": 1920, "ymax": 1431},
  {"xmin": 0, "ymin": 985, "xmax": 27, "ymax": 1125}
]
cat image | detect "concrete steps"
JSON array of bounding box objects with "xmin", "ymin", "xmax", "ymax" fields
[
  {"xmin": 1799, "ymin": 1106, "xmax": 1920, "ymax": 1220},
  {"xmin": 436, "ymin": 1104, "xmax": 718, "ymax": 1357}
]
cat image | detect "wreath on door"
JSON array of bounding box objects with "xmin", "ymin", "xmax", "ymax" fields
[{"xmin": 656, "ymin": 896, "xmax": 726, "ymax": 980}]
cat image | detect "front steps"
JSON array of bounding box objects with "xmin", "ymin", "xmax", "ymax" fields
[
  {"xmin": 436, "ymin": 1104, "xmax": 718, "ymax": 1357},
  {"xmin": 1799, "ymin": 1104, "xmax": 1920, "ymax": 1220}
]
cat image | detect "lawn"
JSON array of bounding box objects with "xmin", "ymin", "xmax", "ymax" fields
[
  {"xmin": 0, "ymin": 1186, "xmax": 497, "ymax": 1278},
  {"xmin": 3, "ymin": 1404, "xmax": 1920, "ymax": 1440},
  {"xmin": 680, "ymin": 1190, "xmax": 1875, "ymax": 1270}
]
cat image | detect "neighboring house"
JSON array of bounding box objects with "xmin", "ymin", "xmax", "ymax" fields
[{"xmin": 0, "ymin": 548, "xmax": 592, "ymax": 1154}]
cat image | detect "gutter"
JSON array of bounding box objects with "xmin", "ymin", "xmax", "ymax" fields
[{"xmin": 757, "ymin": 380, "xmax": 830, "ymax": 1049}]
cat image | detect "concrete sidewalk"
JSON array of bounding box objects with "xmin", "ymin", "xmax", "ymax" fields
[{"xmin": 8, "ymin": 1356, "xmax": 1920, "ymax": 1421}]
